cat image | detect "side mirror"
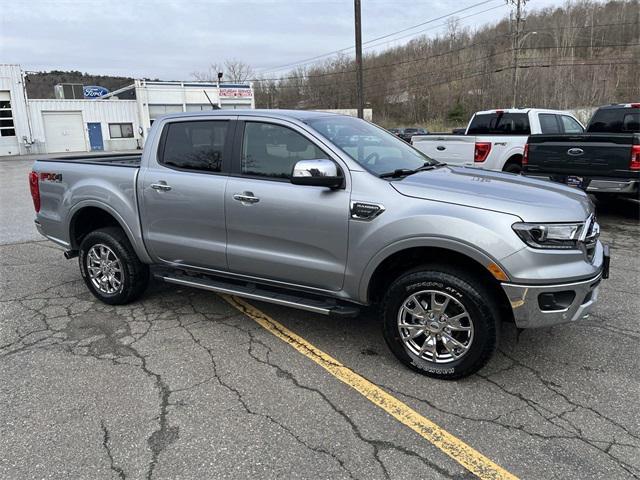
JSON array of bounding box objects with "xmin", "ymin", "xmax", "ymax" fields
[{"xmin": 291, "ymin": 159, "xmax": 343, "ymax": 188}]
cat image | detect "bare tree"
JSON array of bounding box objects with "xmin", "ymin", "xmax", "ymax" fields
[
  {"xmin": 192, "ymin": 59, "xmax": 254, "ymax": 83},
  {"xmin": 224, "ymin": 59, "xmax": 254, "ymax": 83}
]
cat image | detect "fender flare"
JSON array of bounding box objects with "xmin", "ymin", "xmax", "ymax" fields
[
  {"xmin": 357, "ymin": 235, "xmax": 505, "ymax": 302},
  {"xmin": 67, "ymin": 200, "xmax": 153, "ymax": 264}
]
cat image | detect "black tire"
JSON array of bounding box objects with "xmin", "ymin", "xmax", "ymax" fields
[
  {"xmin": 503, "ymin": 162, "xmax": 522, "ymax": 174},
  {"xmin": 381, "ymin": 266, "xmax": 499, "ymax": 380},
  {"xmin": 78, "ymin": 227, "xmax": 149, "ymax": 305}
]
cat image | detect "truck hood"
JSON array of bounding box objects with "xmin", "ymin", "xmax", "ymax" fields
[{"xmin": 390, "ymin": 166, "xmax": 593, "ymax": 222}]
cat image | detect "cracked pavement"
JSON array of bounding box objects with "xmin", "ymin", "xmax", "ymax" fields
[{"xmin": 1, "ymin": 158, "xmax": 639, "ymax": 479}]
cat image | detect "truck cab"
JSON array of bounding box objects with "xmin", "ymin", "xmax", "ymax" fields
[{"xmin": 411, "ymin": 108, "xmax": 584, "ymax": 173}]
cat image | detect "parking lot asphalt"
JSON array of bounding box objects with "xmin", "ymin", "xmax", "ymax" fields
[{"xmin": 1, "ymin": 158, "xmax": 639, "ymax": 479}]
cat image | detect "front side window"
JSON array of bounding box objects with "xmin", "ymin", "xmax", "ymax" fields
[
  {"xmin": 109, "ymin": 123, "xmax": 134, "ymax": 138},
  {"xmin": 467, "ymin": 113, "xmax": 531, "ymax": 135},
  {"xmin": 306, "ymin": 115, "xmax": 435, "ymax": 176},
  {"xmin": 241, "ymin": 122, "xmax": 325, "ymax": 179},
  {"xmin": 161, "ymin": 120, "xmax": 228, "ymax": 173},
  {"xmin": 623, "ymin": 112, "xmax": 640, "ymax": 132},
  {"xmin": 0, "ymin": 93, "xmax": 15, "ymax": 137},
  {"xmin": 539, "ymin": 114, "xmax": 561, "ymax": 134},
  {"xmin": 560, "ymin": 116, "xmax": 584, "ymax": 134}
]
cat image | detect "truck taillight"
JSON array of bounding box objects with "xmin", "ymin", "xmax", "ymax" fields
[
  {"xmin": 474, "ymin": 142, "xmax": 492, "ymax": 162},
  {"xmin": 29, "ymin": 171, "xmax": 41, "ymax": 212},
  {"xmin": 523, "ymin": 143, "xmax": 529, "ymax": 166},
  {"xmin": 631, "ymin": 145, "xmax": 640, "ymax": 171}
]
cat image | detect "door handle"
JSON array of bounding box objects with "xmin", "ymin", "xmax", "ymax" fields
[
  {"xmin": 436, "ymin": 145, "xmax": 446, "ymax": 151},
  {"xmin": 150, "ymin": 182, "xmax": 172, "ymax": 192},
  {"xmin": 233, "ymin": 192, "xmax": 260, "ymax": 204}
]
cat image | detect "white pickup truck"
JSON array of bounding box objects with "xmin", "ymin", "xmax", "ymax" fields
[{"xmin": 411, "ymin": 108, "xmax": 585, "ymax": 173}]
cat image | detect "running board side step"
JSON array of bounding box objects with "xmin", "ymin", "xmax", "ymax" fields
[{"xmin": 156, "ymin": 272, "xmax": 360, "ymax": 317}]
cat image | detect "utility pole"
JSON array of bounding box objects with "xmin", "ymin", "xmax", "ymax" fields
[
  {"xmin": 354, "ymin": 0, "xmax": 364, "ymax": 119},
  {"xmin": 508, "ymin": 0, "xmax": 527, "ymax": 108}
]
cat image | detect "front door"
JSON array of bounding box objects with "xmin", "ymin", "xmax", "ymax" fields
[
  {"xmin": 139, "ymin": 118, "xmax": 235, "ymax": 270},
  {"xmin": 225, "ymin": 120, "xmax": 350, "ymax": 291},
  {"xmin": 87, "ymin": 122, "xmax": 104, "ymax": 151}
]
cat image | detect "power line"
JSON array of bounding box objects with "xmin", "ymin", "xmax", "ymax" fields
[
  {"xmin": 253, "ymin": 40, "xmax": 639, "ymax": 88},
  {"xmin": 254, "ymin": 0, "xmax": 501, "ymax": 75},
  {"xmin": 250, "ymin": 20, "xmax": 638, "ymax": 83}
]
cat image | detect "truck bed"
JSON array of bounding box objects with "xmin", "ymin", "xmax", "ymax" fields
[{"xmin": 38, "ymin": 153, "xmax": 142, "ymax": 167}]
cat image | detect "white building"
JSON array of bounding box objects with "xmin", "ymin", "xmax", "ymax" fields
[{"xmin": 0, "ymin": 64, "xmax": 254, "ymax": 156}]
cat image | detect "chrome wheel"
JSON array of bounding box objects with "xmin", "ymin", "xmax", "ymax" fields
[
  {"xmin": 86, "ymin": 244, "xmax": 123, "ymax": 295},
  {"xmin": 397, "ymin": 290, "xmax": 474, "ymax": 364}
]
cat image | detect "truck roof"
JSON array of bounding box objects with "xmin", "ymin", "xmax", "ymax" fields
[
  {"xmin": 596, "ymin": 103, "xmax": 640, "ymax": 110},
  {"xmin": 473, "ymin": 108, "xmax": 572, "ymax": 115},
  {"xmin": 160, "ymin": 109, "xmax": 343, "ymax": 122}
]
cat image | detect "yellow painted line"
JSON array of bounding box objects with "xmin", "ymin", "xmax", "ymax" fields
[{"xmin": 221, "ymin": 294, "xmax": 518, "ymax": 480}]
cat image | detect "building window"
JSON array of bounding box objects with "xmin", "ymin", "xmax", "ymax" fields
[
  {"xmin": 109, "ymin": 123, "xmax": 134, "ymax": 139},
  {"xmin": 0, "ymin": 92, "xmax": 15, "ymax": 137},
  {"xmin": 148, "ymin": 104, "xmax": 183, "ymax": 124}
]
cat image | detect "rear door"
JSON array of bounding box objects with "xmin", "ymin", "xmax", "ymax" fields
[
  {"xmin": 224, "ymin": 118, "xmax": 350, "ymax": 291},
  {"xmin": 411, "ymin": 135, "xmax": 476, "ymax": 165},
  {"xmin": 139, "ymin": 116, "xmax": 235, "ymax": 270}
]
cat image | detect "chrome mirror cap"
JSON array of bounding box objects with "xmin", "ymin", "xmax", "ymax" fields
[{"xmin": 291, "ymin": 159, "xmax": 343, "ymax": 188}]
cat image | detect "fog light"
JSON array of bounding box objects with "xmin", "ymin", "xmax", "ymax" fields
[{"xmin": 538, "ymin": 291, "xmax": 576, "ymax": 311}]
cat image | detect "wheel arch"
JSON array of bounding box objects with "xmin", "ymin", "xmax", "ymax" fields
[
  {"xmin": 362, "ymin": 241, "xmax": 513, "ymax": 322},
  {"xmin": 501, "ymin": 153, "xmax": 523, "ymax": 172},
  {"xmin": 68, "ymin": 201, "xmax": 152, "ymax": 263}
]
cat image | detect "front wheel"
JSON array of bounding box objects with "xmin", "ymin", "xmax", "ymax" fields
[
  {"xmin": 381, "ymin": 267, "xmax": 499, "ymax": 380},
  {"xmin": 79, "ymin": 227, "xmax": 150, "ymax": 305}
]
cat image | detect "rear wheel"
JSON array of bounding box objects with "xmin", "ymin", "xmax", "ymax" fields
[
  {"xmin": 79, "ymin": 227, "xmax": 149, "ymax": 305},
  {"xmin": 381, "ymin": 267, "xmax": 499, "ymax": 380},
  {"xmin": 503, "ymin": 161, "xmax": 522, "ymax": 174}
]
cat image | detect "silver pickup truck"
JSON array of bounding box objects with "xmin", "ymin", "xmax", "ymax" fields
[{"xmin": 30, "ymin": 110, "xmax": 610, "ymax": 379}]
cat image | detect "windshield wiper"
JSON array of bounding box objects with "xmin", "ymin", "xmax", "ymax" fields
[{"xmin": 379, "ymin": 162, "xmax": 445, "ymax": 178}]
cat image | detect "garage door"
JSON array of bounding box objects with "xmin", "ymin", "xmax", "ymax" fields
[{"xmin": 42, "ymin": 112, "xmax": 87, "ymax": 153}]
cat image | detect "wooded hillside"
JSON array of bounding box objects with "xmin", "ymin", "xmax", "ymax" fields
[{"xmin": 253, "ymin": 0, "xmax": 639, "ymax": 128}]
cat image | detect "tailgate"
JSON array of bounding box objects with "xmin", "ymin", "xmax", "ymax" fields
[
  {"xmin": 526, "ymin": 133, "xmax": 638, "ymax": 178},
  {"xmin": 411, "ymin": 135, "xmax": 475, "ymax": 165}
]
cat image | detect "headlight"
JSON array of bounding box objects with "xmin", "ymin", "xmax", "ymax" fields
[{"xmin": 512, "ymin": 222, "xmax": 583, "ymax": 250}]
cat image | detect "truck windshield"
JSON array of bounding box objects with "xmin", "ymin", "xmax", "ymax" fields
[
  {"xmin": 467, "ymin": 112, "xmax": 531, "ymax": 135},
  {"xmin": 306, "ymin": 116, "xmax": 437, "ymax": 176},
  {"xmin": 587, "ymin": 108, "xmax": 640, "ymax": 133}
]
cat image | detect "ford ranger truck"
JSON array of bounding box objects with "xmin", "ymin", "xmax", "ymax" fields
[
  {"xmin": 411, "ymin": 108, "xmax": 585, "ymax": 174},
  {"xmin": 30, "ymin": 110, "xmax": 609, "ymax": 379}
]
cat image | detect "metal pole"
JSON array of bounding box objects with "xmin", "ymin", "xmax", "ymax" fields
[
  {"xmin": 510, "ymin": 0, "xmax": 524, "ymax": 108},
  {"xmin": 354, "ymin": 0, "xmax": 364, "ymax": 119}
]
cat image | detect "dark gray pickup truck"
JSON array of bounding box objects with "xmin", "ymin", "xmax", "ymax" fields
[{"xmin": 523, "ymin": 103, "xmax": 640, "ymax": 199}]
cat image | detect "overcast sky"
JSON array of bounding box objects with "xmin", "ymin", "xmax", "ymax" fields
[{"xmin": 2, "ymin": 0, "xmax": 566, "ymax": 80}]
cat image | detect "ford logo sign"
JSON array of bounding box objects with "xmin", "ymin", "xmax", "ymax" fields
[
  {"xmin": 567, "ymin": 148, "xmax": 584, "ymax": 156},
  {"xmin": 83, "ymin": 86, "xmax": 110, "ymax": 98}
]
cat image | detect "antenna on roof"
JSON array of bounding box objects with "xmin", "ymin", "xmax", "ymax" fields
[{"xmin": 203, "ymin": 90, "xmax": 219, "ymax": 110}]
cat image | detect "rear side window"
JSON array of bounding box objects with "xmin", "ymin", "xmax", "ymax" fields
[
  {"xmin": 560, "ymin": 115, "xmax": 584, "ymax": 134},
  {"xmin": 588, "ymin": 108, "xmax": 640, "ymax": 133},
  {"xmin": 241, "ymin": 122, "xmax": 325, "ymax": 179},
  {"xmin": 161, "ymin": 121, "xmax": 228, "ymax": 172},
  {"xmin": 467, "ymin": 113, "xmax": 531, "ymax": 135},
  {"xmin": 539, "ymin": 114, "xmax": 561, "ymax": 134},
  {"xmin": 623, "ymin": 112, "xmax": 640, "ymax": 132}
]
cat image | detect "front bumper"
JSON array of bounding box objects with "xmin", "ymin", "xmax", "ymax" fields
[
  {"xmin": 501, "ymin": 243, "xmax": 609, "ymax": 329},
  {"xmin": 501, "ymin": 273, "xmax": 603, "ymax": 329}
]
